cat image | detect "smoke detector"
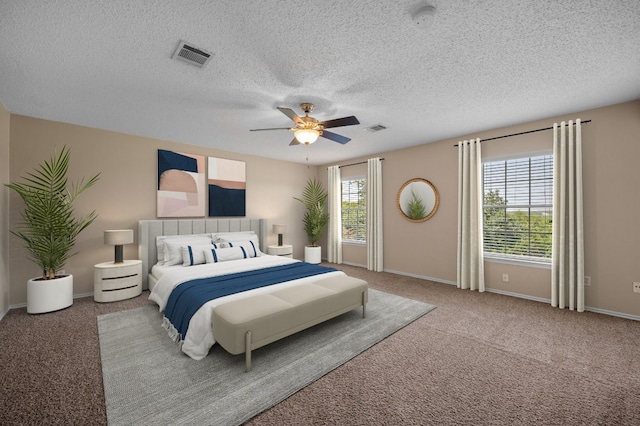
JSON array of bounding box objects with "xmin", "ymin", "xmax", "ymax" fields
[
  {"xmin": 412, "ymin": 5, "xmax": 436, "ymax": 30},
  {"xmin": 172, "ymin": 40, "xmax": 213, "ymax": 68}
]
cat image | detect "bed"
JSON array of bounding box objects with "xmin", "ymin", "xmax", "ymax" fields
[{"xmin": 139, "ymin": 219, "xmax": 347, "ymax": 360}]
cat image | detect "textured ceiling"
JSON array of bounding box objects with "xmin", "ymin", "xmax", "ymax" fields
[{"xmin": 1, "ymin": 0, "xmax": 639, "ymax": 165}]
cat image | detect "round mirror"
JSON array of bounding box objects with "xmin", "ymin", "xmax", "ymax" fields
[{"xmin": 397, "ymin": 178, "xmax": 439, "ymax": 222}]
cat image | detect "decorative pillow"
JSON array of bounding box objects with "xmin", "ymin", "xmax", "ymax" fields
[
  {"xmin": 181, "ymin": 243, "xmax": 223, "ymax": 266},
  {"xmin": 163, "ymin": 238, "xmax": 212, "ymax": 266},
  {"xmin": 204, "ymin": 246, "xmax": 251, "ymax": 263},
  {"xmin": 226, "ymin": 240, "xmax": 260, "ymax": 258},
  {"xmin": 156, "ymin": 234, "xmax": 211, "ymax": 264}
]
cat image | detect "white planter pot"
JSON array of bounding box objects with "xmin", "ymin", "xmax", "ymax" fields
[
  {"xmin": 27, "ymin": 274, "xmax": 73, "ymax": 314},
  {"xmin": 304, "ymin": 246, "xmax": 322, "ymax": 264}
]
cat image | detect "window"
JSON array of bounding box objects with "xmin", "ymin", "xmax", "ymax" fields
[
  {"xmin": 483, "ymin": 154, "xmax": 553, "ymax": 261},
  {"xmin": 341, "ymin": 178, "xmax": 366, "ymax": 242}
]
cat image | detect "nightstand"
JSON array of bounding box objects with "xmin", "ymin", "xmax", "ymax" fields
[
  {"xmin": 267, "ymin": 244, "xmax": 293, "ymax": 258},
  {"xmin": 94, "ymin": 260, "xmax": 142, "ymax": 302}
]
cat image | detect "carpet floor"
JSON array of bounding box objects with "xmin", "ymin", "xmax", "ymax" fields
[
  {"xmin": 1, "ymin": 263, "xmax": 640, "ymax": 425},
  {"xmin": 98, "ymin": 289, "xmax": 434, "ymax": 425}
]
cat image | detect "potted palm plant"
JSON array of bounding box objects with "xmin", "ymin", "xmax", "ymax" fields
[
  {"xmin": 294, "ymin": 178, "xmax": 329, "ymax": 264},
  {"xmin": 6, "ymin": 146, "xmax": 99, "ymax": 314}
]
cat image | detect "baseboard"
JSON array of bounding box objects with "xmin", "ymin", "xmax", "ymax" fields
[
  {"xmin": 74, "ymin": 291, "xmax": 94, "ymax": 300},
  {"xmin": 486, "ymin": 288, "xmax": 640, "ymax": 321},
  {"xmin": 383, "ymin": 268, "xmax": 458, "ymax": 286},
  {"xmin": 484, "ymin": 288, "xmax": 551, "ymax": 304},
  {"xmin": 9, "ymin": 301, "xmax": 26, "ymax": 310},
  {"xmin": 7, "ymin": 292, "xmax": 95, "ymax": 312},
  {"xmin": 0, "ymin": 305, "xmax": 9, "ymax": 322},
  {"xmin": 583, "ymin": 306, "xmax": 640, "ymax": 321},
  {"xmin": 383, "ymin": 269, "xmax": 640, "ymax": 322},
  {"xmin": 342, "ymin": 261, "xmax": 367, "ymax": 269}
]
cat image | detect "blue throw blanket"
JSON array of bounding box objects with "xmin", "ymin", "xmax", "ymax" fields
[{"xmin": 164, "ymin": 262, "xmax": 337, "ymax": 340}]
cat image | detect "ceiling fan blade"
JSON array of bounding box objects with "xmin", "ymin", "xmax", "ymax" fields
[
  {"xmin": 321, "ymin": 116, "xmax": 360, "ymax": 129},
  {"xmin": 289, "ymin": 138, "xmax": 301, "ymax": 146},
  {"xmin": 249, "ymin": 127, "xmax": 292, "ymax": 132},
  {"xmin": 321, "ymin": 130, "xmax": 351, "ymax": 144},
  {"xmin": 277, "ymin": 107, "xmax": 303, "ymax": 124}
]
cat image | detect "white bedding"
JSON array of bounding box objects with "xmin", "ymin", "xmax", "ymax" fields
[{"xmin": 148, "ymin": 255, "xmax": 345, "ymax": 360}]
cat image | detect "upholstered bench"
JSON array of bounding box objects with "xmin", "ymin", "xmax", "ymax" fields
[{"xmin": 212, "ymin": 275, "xmax": 368, "ymax": 371}]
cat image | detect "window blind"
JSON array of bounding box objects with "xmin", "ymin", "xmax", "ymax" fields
[
  {"xmin": 341, "ymin": 178, "xmax": 366, "ymax": 242},
  {"xmin": 483, "ymin": 155, "xmax": 553, "ymax": 259}
]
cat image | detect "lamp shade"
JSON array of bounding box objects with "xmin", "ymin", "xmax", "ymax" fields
[
  {"xmin": 104, "ymin": 229, "xmax": 133, "ymax": 263},
  {"xmin": 273, "ymin": 224, "xmax": 287, "ymax": 235},
  {"xmin": 294, "ymin": 129, "xmax": 320, "ymax": 144},
  {"xmin": 104, "ymin": 229, "xmax": 133, "ymax": 245}
]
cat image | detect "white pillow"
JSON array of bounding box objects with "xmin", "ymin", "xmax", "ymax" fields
[
  {"xmin": 181, "ymin": 243, "xmax": 224, "ymax": 266},
  {"xmin": 156, "ymin": 234, "xmax": 211, "ymax": 264},
  {"xmin": 214, "ymin": 232, "xmax": 260, "ymax": 251},
  {"xmin": 164, "ymin": 238, "xmax": 212, "ymax": 266},
  {"xmin": 204, "ymin": 246, "xmax": 252, "ymax": 263},
  {"xmin": 226, "ymin": 240, "xmax": 261, "ymax": 257},
  {"xmin": 213, "ymin": 232, "xmax": 257, "ymax": 243}
]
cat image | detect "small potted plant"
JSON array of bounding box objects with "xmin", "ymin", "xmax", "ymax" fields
[
  {"xmin": 6, "ymin": 146, "xmax": 99, "ymax": 313},
  {"xmin": 294, "ymin": 178, "xmax": 329, "ymax": 264}
]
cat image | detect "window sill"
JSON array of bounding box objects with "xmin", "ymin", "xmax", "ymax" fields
[
  {"xmin": 484, "ymin": 254, "xmax": 551, "ymax": 269},
  {"xmin": 342, "ymin": 240, "xmax": 366, "ymax": 247}
]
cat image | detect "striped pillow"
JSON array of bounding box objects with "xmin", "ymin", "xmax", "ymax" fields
[
  {"xmin": 181, "ymin": 243, "xmax": 222, "ymax": 266},
  {"xmin": 204, "ymin": 246, "xmax": 250, "ymax": 264},
  {"xmin": 226, "ymin": 240, "xmax": 260, "ymax": 258}
]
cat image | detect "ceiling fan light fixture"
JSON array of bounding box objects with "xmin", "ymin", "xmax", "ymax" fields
[
  {"xmin": 250, "ymin": 103, "xmax": 358, "ymax": 146},
  {"xmin": 294, "ymin": 129, "xmax": 320, "ymax": 144}
]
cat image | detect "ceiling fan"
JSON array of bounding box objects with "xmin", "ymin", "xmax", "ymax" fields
[{"xmin": 250, "ymin": 103, "xmax": 360, "ymax": 146}]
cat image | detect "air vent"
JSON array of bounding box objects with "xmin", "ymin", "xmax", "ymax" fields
[
  {"xmin": 172, "ymin": 41, "xmax": 212, "ymax": 68},
  {"xmin": 364, "ymin": 124, "xmax": 387, "ymax": 133}
]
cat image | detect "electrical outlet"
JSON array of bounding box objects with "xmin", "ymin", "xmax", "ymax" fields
[
  {"xmin": 633, "ymin": 282, "xmax": 640, "ymax": 294},
  {"xmin": 584, "ymin": 276, "xmax": 591, "ymax": 286},
  {"xmin": 502, "ymin": 273, "xmax": 509, "ymax": 283}
]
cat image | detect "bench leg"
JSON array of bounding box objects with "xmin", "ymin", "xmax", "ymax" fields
[
  {"xmin": 245, "ymin": 331, "xmax": 252, "ymax": 372},
  {"xmin": 362, "ymin": 291, "xmax": 367, "ymax": 318}
]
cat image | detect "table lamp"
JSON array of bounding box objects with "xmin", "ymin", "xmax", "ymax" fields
[
  {"xmin": 273, "ymin": 224, "xmax": 286, "ymax": 246},
  {"xmin": 104, "ymin": 229, "xmax": 134, "ymax": 263}
]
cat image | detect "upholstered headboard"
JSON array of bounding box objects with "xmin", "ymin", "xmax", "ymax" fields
[{"xmin": 138, "ymin": 218, "xmax": 267, "ymax": 290}]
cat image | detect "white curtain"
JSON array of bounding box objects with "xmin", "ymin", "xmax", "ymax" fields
[
  {"xmin": 327, "ymin": 165, "xmax": 342, "ymax": 264},
  {"xmin": 367, "ymin": 158, "xmax": 383, "ymax": 271},
  {"xmin": 551, "ymin": 119, "xmax": 584, "ymax": 311},
  {"xmin": 457, "ymin": 138, "xmax": 485, "ymax": 292}
]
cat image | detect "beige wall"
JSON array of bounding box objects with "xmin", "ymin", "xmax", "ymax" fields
[
  {"xmin": 0, "ymin": 103, "xmax": 9, "ymax": 317},
  {"xmin": 5, "ymin": 100, "xmax": 640, "ymax": 318},
  {"xmin": 320, "ymin": 100, "xmax": 640, "ymax": 318},
  {"xmin": 8, "ymin": 116, "xmax": 318, "ymax": 305}
]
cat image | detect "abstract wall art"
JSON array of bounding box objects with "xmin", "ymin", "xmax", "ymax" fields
[
  {"xmin": 157, "ymin": 149, "xmax": 206, "ymax": 217},
  {"xmin": 208, "ymin": 157, "xmax": 246, "ymax": 217}
]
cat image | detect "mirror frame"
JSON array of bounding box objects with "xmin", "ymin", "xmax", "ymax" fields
[{"xmin": 396, "ymin": 178, "xmax": 440, "ymax": 222}]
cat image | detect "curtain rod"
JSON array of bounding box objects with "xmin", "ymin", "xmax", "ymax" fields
[
  {"xmin": 453, "ymin": 119, "xmax": 591, "ymax": 147},
  {"xmin": 332, "ymin": 158, "xmax": 385, "ymax": 169}
]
